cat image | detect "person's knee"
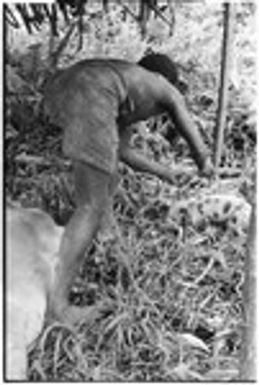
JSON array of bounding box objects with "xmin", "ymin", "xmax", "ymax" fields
[
  {"xmin": 74, "ymin": 161, "xmax": 112, "ymax": 205},
  {"xmin": 81, "ymin": 199, "xmax": 107, "ymax": 223}
]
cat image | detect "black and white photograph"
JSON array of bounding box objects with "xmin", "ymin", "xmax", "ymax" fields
[{"xmin": 2, "ymin": 0, "xmax": 257, "ymax": 381}]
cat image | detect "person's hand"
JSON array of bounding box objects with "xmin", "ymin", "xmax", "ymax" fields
[
  {"xmin": 166, "ymin": 165, "xmax": 195, "ymax": 185},
  {"xmin": 199, "ymin": 157, "xmax": 215, "ymax": 179}
]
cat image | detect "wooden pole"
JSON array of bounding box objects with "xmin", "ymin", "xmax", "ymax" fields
[
  {"xmin": 213, "ymin": 3, "xmax": 234, "ymax": 171},
  {"xmin": 239, "ymin": 203, "xmax": 256, "ymax": 380}
]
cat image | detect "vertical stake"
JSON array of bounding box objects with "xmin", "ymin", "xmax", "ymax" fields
[{"xmin": 213, "ymin": 3, "xmax": 234, "ymax": 173}]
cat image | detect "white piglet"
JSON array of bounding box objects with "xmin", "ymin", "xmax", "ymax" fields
[{"xmin": 5, "ymin": 202, "xmax": 63, "ymax": 380}]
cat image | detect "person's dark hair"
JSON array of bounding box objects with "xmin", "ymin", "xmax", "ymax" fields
[{"xmin": 138, "ymin": 53, "xmax": 187, "ymax": 93}]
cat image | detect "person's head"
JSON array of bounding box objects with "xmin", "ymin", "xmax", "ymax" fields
[{"xmin": 138, "ymin": 53, "xmax": 187, "ymax": 93}]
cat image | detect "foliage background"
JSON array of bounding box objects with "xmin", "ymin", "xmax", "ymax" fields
[{"xmin": 5, "ymin": 2, "xmax": 256, "ymax": 381}]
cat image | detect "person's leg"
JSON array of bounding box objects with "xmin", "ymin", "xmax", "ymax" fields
[{"xmin": 50, "ymin": 161, "xmax": 112, "ymax": 323}]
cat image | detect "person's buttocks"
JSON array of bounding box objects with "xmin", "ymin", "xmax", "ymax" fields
[{"xmin": 44, "ymin": 59, "xmax": 128, "ymax": 174}]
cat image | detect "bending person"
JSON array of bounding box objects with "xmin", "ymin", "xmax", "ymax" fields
[{"xmin": 43, "ymin": 54, "xmax": 214, "ymax": 324}]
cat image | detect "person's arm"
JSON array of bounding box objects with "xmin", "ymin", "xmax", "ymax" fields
[
  {"xmin": 159, "ymin": 80, "xmax": 213, "ymax": 175},
  {"xmin": 119, "ymin": 128, "xmax": 193, "ymax": 183},
  {"xmin": 118, "ymin": 126, "xmax": 172, "ymax": 181},
  {"xmin": 121, "ymin": 147, "xmax": 173, "ymax": 182}
]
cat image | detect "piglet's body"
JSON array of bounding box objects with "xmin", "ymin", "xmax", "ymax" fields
[{"xmin": 5, "ymin": 203, "xmax": 63, "ymax": 380}]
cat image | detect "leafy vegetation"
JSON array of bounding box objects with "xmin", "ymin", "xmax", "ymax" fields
[{"xmin": 5, "ymin": 2, "xmax": 256, "ymax": 381}]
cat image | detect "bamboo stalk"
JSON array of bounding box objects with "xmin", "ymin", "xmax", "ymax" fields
[{"xmin": 213, "ymin": 3, "xmax": 234, "ymax": 172}]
